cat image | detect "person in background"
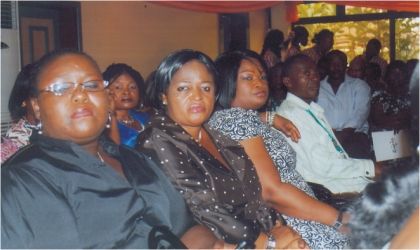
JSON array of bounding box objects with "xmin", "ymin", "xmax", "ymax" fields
[
  {"xmin": 284, "ymin": 26, "xmax": 309, "ymax": 61},
  {"xmin": 277, "ymin": 54, "xmax": 383, "ymax": 195},
  {"xmin": 345, "ymin": 165, "xmax": 418, "ymax": 249},
  {"xmin": 261, "ymin": 29, "xmax": 285, "ymax": 68},
  {"xmin": 1, "ymin": 63, "xmax": 38, "ymax": 163},
  {"xmin": 317, "ymin": 56, "xmax": 329, "ymax": 81},
  {"xmin": 362, "ymin": 38, "xmax": 387, "ymax": 79},
  {"xmin": 405, "ymin": 58, "xmax": 419, "ymax": 80},
  {"xmin": 302, "ymin": 29, "xmax": 334, "ymax": 64},
  {"xmin": 141, "ymin": 70, "xmax": 159, "ymax": 116},
  {"xmin": 266, "ymin": 62, "xmax": 287, "ymax": 111},
  {"xmin": 137, "ymin": 49, "xmax": 309, "ymax": 249},
  {"xmin": 103, "ymin": 63, "xmax": 150, "ymax": 147},
  {"xmin": 317, "ymin": 50, "xmax": 372, "ymax": 159},
  {"xmin": 347, "ymin": 55, "xmax": 366, "ymax": 80},
  {"xmin": 1, "ymin": 49, "xmax": 225, "ymax": 249},
  {"xmin": 209, "ymin": 49, "xmax": 349, "ymax": 249},
  {"xmin": 365, "ymin": 62, "xmax": 385, "ymax": 94},
  {"xmin": 370, "ymin": 60, "xmax": 411, "ymax": 131}
]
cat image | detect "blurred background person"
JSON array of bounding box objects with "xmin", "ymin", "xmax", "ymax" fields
[
  {"xmin": 284, "ymin": 26, "xmax": 309, "ymax": 61},
  {"xmin": 347, "ymin": 55, "xmax": 366, "ymax": 80},
  {"xmin": 261, "ymin": 29, "xmax": 285, "ymax": 68},
  {"xmin": 102, "ymin": 63, "xmax": 150, "ymax": 147},
  {"xmin": 362, "ymin": 38, "xmax": 387, "ymax": 79},
  {"xmin": 266, "ymin": 62, "xmax": 287, "ymax": 111},
  {"xmin": 302, "ymin": 29, "xmax": 334, "ymax": 64}
]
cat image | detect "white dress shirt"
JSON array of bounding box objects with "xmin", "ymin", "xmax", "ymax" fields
[
  {"xmin": 277, "ymin": 93, "xmax": 374, "ymax": 193},
  {"xmin": 317, "ymin": 74, "xmax": 371, "ymax": 134}
]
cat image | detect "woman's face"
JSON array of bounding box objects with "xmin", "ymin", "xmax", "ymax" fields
[
  {"xmin": 108, "ymin": 73, "xmax": 140, "ymax": 111},
  {"xmin": 320, "ymin": 34, "xmax": 334, "ymax": 53},
  {"xmin": 231, "ymin": 58, "xmax": 268, "ymax": 110},
  {"xmin": 162, "ymin": 60, "xmax": 215, "ymax": 129},
  {"xmin": 31, "ymin": 54, "xmax": 109, "ymax": 144}
]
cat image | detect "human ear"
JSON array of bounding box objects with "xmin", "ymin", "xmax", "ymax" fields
[
  {"xmin": 161, "ymin": 93, "xmax": 168, "ymax": 106},
  {"xmin": 30, "ymin": 97, "xmax": 41, "ymax": 120},
  {"xmin": 283, "ymin": 77, "xmax": 292, "ymax": 89}
]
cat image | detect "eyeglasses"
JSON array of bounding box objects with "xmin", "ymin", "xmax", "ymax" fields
[{"xmin": 38, "ymin": 80, "xmax": 109, "ymax": 96}]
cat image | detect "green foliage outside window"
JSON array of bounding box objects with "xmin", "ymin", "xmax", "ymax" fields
[{"xmin": 297, "ymin": 3, "xmax": 419, "ymax": 63}]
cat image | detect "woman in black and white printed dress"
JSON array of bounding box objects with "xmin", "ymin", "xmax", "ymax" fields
[{"xmin": 209, "ymin": 50, "xmax": 348, "ymax": 249}]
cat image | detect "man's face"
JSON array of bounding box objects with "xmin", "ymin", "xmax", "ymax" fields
[
  {"xmin": 327, "ymin": 55, "xmax": 347, "ymax": 80},
  {"xmin": 347, "ymin": 60, "xmax": 365, "ymax": 80}
]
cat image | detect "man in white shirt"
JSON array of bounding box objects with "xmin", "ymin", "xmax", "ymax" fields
[
  {"xmin": 277, "ymin": 54, "xmax": 382, "ymax": 193},
  {"xmin": 317, "ymin": 50, "xmax": 371, "ymax": 159}
]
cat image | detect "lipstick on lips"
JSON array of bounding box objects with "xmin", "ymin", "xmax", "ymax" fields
[
  {"xmin": 255, "ymin": 90, "xmax": 267, "ymax": 97},
  {"xmin": 71, "ymin": 108, "xmax": 93, "ymax": 118},
  {"xmin": 189, "ymin": 104, "xmax": 205, "ymax": 113}
]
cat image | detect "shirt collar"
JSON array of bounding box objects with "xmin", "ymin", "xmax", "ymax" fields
[{"xmin": 285, "ymin": 92, "xmax": 325, "ymax": 115}]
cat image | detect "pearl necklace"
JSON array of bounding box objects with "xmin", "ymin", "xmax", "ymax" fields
[
  {"xmin": 118, "ymin": 115, "xmax": 135, "ymax": 124},
  {"xmin": 97, "ymin": 151, "xmax": 104, "ymax": 162},
  {"xmin": 195, "ymin": 130, "xmax": 202, "ymax": 143}
]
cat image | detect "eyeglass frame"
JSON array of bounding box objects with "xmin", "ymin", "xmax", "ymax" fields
[{"xmin": 37, "ymin": 80, "xmax": 109, "ymax": 96}]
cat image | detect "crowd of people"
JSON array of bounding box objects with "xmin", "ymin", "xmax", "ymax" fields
[{"xmin": 1, "ymin": 26, "xmax": 418, "ymax": 249}]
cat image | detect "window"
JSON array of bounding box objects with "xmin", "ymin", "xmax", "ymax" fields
[{"xmin": 295, "ymin": 3, "xmax": 419, "ymax": 63}]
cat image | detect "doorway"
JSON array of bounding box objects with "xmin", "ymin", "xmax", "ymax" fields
[
  {"xmin": 219, "ymin": 13, "xmax": 249, "ymax": 53},
  {"xmin": 18, "ymin": 1, "xmax": 81, "ymax": 67}
]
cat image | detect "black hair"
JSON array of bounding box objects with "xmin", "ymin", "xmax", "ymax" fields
[
  {"xmin": 143, "ymin": 70, "xmax": 157, "ymax": 108},
  {"xmin": 325, "ymin": 50, "xmax": 347, "ymax": 65},
  {"xmin": 29, "ymin": 49, "xmax": 100, "ymax": 98},
  {"xmin": 367, "ymin": 38, "xmax": 382, "ymax": 50},
  {"xmin": 281, "ymin": 54, "xmax": 312, "ymax": 79},
  {"xmin": 146, "ymin": 49, "xmax": 220, "ymax": 111},
  {"xmin": 8, "ymin": 63, "xmax": 35, "ymax": 118},
  {"xmin": 261, "ymin": 29, "xmax": 284, "ymax": 58},
  {"xmin": 384, "ymin": 60, "xmax": 409, "ymax": 84},
  {"xmin": 345, "ymin": 165, "xmax": 419, "ymax": 249},
  {"xmin": 102, "ymin": 63, "xmax": 146, "ymax": 109},
  {"xmin": 215, "ymin": 49, "xmax": 268, "ymax": 109},
  {"xmin": 311, "ymin": 29, "xmax": 334, "ymax": 44}
]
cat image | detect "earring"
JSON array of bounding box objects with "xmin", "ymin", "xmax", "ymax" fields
[
  {"xmin": 36, "ymin": 121, "xmax": 43, "ymax": 134},
  {"xmin": 162, "ymin": 101, "xmax": 167, "ymax": 105},
  {"xmin": 21, "ymin": 101, "xmax": 26, "ymax": 107},
  {"xmin": 106, "ymin": 114, "xmax": 111, "ymax": 129}
]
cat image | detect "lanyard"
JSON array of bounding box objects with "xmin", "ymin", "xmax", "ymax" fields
[{"xmin": 306, "ymin": 109, "xmax": 347, "ymax": 158}]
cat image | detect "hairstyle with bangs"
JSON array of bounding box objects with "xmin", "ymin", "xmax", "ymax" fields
[
  {"xmin": 145, "ymin": 49, "xmax": 220, "ymax": 111},
  {"xmin": 215, "ymin": 49, "xmax": 268, "ymax": 109}
]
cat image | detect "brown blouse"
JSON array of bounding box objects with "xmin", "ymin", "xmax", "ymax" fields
[{"xmin": 136, "ymin": 113, "xmax": 284, "ymax": 246}]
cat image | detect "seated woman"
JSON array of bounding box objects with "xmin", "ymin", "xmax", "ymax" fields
[
  {"xmin": 103, "ymin": 63, "xmax": 150, "ymax": 147},
  {"xmin": 208, "ymin": 50, "xmax": 348, "ymax": 249},
  {"xmin": 1, "ymin": 50, "xmax": 224, "ymax": 249},
  {"xmin": 2, "ymin": 63, "xmax": 38, "ymax": 162},
  {"xmin": 136, "ymin": 49, "xmax": 308, "ymax": 249},
  {"xmin": 371, "ymin": 60, "xmax": 411, "ymax": 131}
]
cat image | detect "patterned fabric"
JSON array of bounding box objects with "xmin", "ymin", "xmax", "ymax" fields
[
  {"xmin": 5, "ymin": 118, "xmax": 35, "ymax": 148},
  {"xmin": 1, "ymin": 138, "xmax": 19, "ymax": 164},
  {"xmin": 137, "ymin": 113, "xmax": 283, "ymax": 246},
  {"xmin": 262, "ymin": 49, "xmax": 280, "ymax": 69},
  {"xmin": 284, "ymin": 46, "xmax": 301, "ymax": 61},
  {"xmin": 209, "ymin": 108, "xmax": 348, "ymax": 249},
  {"xmin": 371, "ymin": 89, "xmax": 411, "ymax": 115},
  {"xmin": 302, "ymin": 47, "xmax": 321, "ymax": 64}
]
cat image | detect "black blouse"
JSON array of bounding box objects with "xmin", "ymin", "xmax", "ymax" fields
[
  {"xmin": 136, "ymin": 113, "xmax": 284, "ymax": 246},
  {"xmin": 1, "ymin": 133, "xmax": 194, "ymax": 249}
]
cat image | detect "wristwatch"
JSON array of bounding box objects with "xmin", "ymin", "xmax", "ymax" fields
[
  {"xmin": 266, "ymin": 233, "xmax": 276, "ymax": 249},
  {"xmin": 332, "ymin": 210, "xmax": 343, "ymax": 230}
]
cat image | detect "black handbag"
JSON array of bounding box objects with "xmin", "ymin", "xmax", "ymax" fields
[
  {"xmin": 148, "ymin": 226, "xmax": 187, "ymax": 249},
  {"xmin": 307, "ymin": 182, "xmax": 360, "ymax": 210}
]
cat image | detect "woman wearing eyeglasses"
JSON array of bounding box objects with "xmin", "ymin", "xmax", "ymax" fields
[
  {"xmin": 1, "ymin": 50, "xmax": 224, "ymax": 249},
  {"xmin": 102, "ymin": 63, "xmax": 150, "ymax": 148}
]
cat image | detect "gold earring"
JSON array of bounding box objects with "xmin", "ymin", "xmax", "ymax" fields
[{"xmin": 21, "ymin": 101, "xmax": 26, "ymax": 107}]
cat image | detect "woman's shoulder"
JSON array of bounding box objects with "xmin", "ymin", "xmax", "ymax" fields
[{"xmin": 210, "ymin": 108, "xmax": 260, "ymax": 125}]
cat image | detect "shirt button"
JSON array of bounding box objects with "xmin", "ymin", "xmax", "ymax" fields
[{"xmin": 366, "ymin": 171, "xmax": 369, "ymax": 175}]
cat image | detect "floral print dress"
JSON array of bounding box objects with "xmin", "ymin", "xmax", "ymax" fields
[{"xmin": 209, "ymin": 108, "xmax": 348, "ymax": 249}]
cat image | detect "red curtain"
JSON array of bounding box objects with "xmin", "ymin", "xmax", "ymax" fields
[
  {"xmin": 325, "ymin": 1, "xmax": 419, "ymax": 13},
  {"xmin": 150, "ymin": 1, "xmax": 282, "ymax": 14}
]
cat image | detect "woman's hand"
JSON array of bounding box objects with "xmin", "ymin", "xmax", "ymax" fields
[
  {"xmin": 108, "ymin": 90, "xmax": 117, "ymax": 114},
  {"xmin": 270, "ymin": 221, "xmax": 310, "ymax": 249},
  {"xmin": 273, "ymin": 114, "xmax": 301, "ymax": 143}
]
